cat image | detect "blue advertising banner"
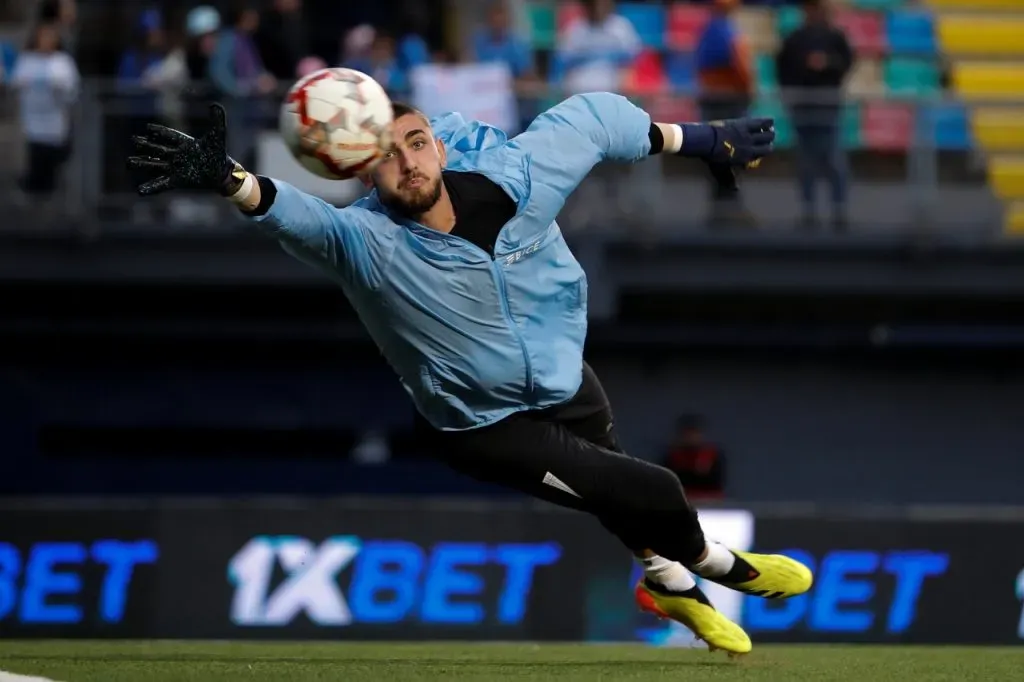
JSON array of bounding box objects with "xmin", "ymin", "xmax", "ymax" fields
[{"xmin": 0, "ymin": 507, "xmax": 159, "ymax": 637}]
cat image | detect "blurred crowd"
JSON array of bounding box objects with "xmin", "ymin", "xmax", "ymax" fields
[{"xmin": 0, "ymin": 0, "xmax": 949, "ymax": 230}]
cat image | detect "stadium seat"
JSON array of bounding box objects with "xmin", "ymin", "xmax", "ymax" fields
[
  {"xmin": 618, "ymin": 3, "xmax": 666, "ymax": 49},
  {"xmin": 937, "ymin": 15, "xmax": 1024, "ymax": 57},
  {"xmin": 775, "ymin": 6, "xmax": 802, "ymax": 38},
  {"xmin": 929, "ymin": 0, "xmax": 1024, "ymax": 9},
  {"xmin": 848, "ymin": 0, "xmax": 905, "ymax": 9},
  {"xmin": 841, "ymin": 103, "xmax": 863, "ymax": 149},
  {"xmin": 1006, "ymin": 200, "xmax": 1024, "ymax": 235},
  {"xmin": 557, "ymin": 2, "xmax": 584, "ymax": 32},
  {"xmin": 834, "ymin": 9, "xmax": 887, "ymax": 56},
  {"xmin": 972, "ymin": 106, "xmax": 1024, "ymax": 152},
  {"xmin": 750, "ymin": 98, "xmax": 794, "ymax": 149},
  {"xmin": 666, "ymin": 4, "xmax": 710, "ymax": 52},
  {"xmin": 920, "ymin": 102, "xmax": 972, "ymax": 151},
  {"xmin": 988, "ymin": 155, "xmax": 1024, "ymax": 200},
  {"xmin": 886, "ymin": 10, "xmax": 937, "ymax": 56},
  {"xmin": 755, "ymin": 53, "xmax": 777, "ymax": 93},
  {"xmin": 665, "ymin": 51, "xmax": 698, "ymax": 94},
  {"xmin": 623, "ymin": 48, "xmax": 666, "ymax": 95},
  {"xmin": 953, "ymin": 62, "xmax": 1024, "ymax": 100},
  {"xmin": 734, "ymin": 7, "xmax": 779, "ymax": 54},
  {"xmin": 846, "ymin": 58, "xmax": 885, "ymax": 98},
  {"xmin": 527, "ymin": 3, "xmax": 557, "ymax": 49},
  {"xmin": 862, "ymin": 101, "xmax": 914, "ymax": 151},
  {"xmin": 884, "ymin": 58, "xmax": 941, "ymax": 97},
  {"xmin": 646, "ymin": 95, "xmax": 698, "ymax": 125}
]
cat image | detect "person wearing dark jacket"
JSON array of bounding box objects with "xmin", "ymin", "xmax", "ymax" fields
[
  {"xmin": 255, "ymin": 0, "xmax": 308, "ymax": 80},
  {"xmin": 775, "ymin": 0, "xmax": 853, "ymax": 231}
]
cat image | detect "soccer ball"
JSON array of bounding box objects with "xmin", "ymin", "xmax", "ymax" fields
[{"xmin": 280, "ymin": 68, "xmax": 394, "ymax": 180}]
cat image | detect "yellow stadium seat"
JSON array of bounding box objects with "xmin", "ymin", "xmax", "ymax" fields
[
  {"xmin": 735, "ymin": 8, "xmax": 778, "ymax": 54},
  {"xmin": 1004, "ymin": 200, "xmax": 1024, "ymax": 235},
  {"xmin": 953, "ymin": 62, "xmax": 1024, "ymax": 100},
  {"xmin": 938, "ymin": 16, "xmax": 1024, "ymax": 56},
  {"xmin": 988, "ymin": 155, "xmax": 1024, "ymax": 199},
  {"xmin": 846, "ymin": 59, "xmax": 884, "ymax": 98},
  {"xmin": 929, "ymin": 0, "xmax": 1024, "ymax": 10},
  {"xmin": 972, "ymin": 107, "xmax": 1024, "ymax": 152}
]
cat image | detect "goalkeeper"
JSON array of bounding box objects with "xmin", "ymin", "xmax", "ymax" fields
[{"xmin": 129, "ymin": 93, "xmax": 810, "ymax": 655}]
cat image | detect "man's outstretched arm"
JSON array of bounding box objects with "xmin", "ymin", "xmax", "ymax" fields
[
  {"xmin": 127, "ymin": 103, "xmax": 384, "ymax": 287},
  {"xmin": 507, "ymin": 92, "xmax": 775, "ymax": 209}
]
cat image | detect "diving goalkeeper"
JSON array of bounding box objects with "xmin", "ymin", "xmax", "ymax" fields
[{"xmin": 128, "ymin": 92, "xmax": 811, "ymax": 655}]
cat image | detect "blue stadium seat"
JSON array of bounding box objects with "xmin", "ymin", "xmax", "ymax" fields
[
  {"xmin": 887, "ymin": 10, "xmax": 937, "ymax": 56},
  {"xmin": 618, "ymin": 2, "xmax": 666, "ymax": 49},
  {"xmin": 919, "ymin": 102, "xmax": 972, "ymax": 151},
  {"xmin": 665, "ymin": 51, "xmax": 698, "ymax": 94}
]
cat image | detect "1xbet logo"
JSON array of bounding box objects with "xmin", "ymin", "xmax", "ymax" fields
[{"xmin": 228, "ymin": 535, "xmax": 561, "ymax": 627}]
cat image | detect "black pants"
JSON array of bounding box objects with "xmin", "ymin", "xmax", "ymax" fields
[
  {"xmin": 417, "ymin": 363, "xmax": 707, "ymax": 564},
  {"xmin": 22, "ymin": 142, "xmax": 70, "ymax": 196}
]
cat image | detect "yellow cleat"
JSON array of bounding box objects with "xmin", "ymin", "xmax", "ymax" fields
[
  {"xmin": 635, "ymin": 580, "xmax": 752, "ymax": 656},
  {"xmin": 711, "ymin": 551, "xmax": 814, "ymax": 599}
]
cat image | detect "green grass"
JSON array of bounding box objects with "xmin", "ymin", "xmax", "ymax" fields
[{"xmin": 0, "ymin": 641, "xmax": 1022, "ymax": 681}]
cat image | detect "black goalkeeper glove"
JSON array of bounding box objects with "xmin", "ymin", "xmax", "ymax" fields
[{"xmin": 128, "ymin": 103, "xmax": 247, "ymax": 197}]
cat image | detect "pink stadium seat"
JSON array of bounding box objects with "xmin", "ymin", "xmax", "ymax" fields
[
  {"xmin": 834, "ymin": 9, "xmax": 887, "ymax": 57},
  {"xmin": 646, "ymin": 95, "xmax": 698, "ymax": 125},
  {"xmin": 862, "ymin": 101, "xmax": 914, "ymax": 150},
  {"xmin": 557, "ymin": 2, "xmax": 585, "ymax": 33},
  {"xmin": 623, "ymin": 48, "xmax": 667, "ymax": 95},
  {"xmin": 667, "ymin": 4, "xmax": 711, "ymax": 52}
]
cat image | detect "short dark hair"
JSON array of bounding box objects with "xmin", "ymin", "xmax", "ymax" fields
[{"xmin": 391, "ymin": 101, "xmax": 429, "ymax": 126}]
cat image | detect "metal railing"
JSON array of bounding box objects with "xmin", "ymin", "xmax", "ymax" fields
[{"xmin": 0, "ymin": 79, "xmax": 1011, "ymax": 236}]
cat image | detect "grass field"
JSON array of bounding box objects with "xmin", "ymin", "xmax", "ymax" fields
[{"xmin": 1, "ymin": 641, "xmax": 1022, "ymax": 682}]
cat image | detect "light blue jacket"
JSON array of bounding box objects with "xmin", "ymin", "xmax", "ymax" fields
[{"xmin": 247, "ymin": 92, "xmax": 652, "ymax": 430}]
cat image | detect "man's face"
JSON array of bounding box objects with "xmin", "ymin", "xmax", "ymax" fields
[{"xmin": 372, "ymin": 113, "xmax": 447, "ymax": 217}]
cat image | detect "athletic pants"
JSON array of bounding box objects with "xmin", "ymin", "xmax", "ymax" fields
[{"xmin": 416, "ymin": 362, "xmax": 708, "ymax": 565}]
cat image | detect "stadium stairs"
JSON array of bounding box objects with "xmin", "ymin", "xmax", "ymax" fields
[{"xmin": 931, "ymin": 0, "xmax": 1024, "ymax": 234}]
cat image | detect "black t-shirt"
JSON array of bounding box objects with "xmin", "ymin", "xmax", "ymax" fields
[{"xmin": 443, "ymin": 170, "xmax": 516, "ymax": 256}]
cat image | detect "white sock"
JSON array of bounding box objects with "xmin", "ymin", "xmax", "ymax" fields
[
  {"xmin": 639, "ymin": 555, "xmax": 697, "ymax": 592},
  {"xmin": 690, "ymin": 541, "xmax": 736, "ymax": 578}
]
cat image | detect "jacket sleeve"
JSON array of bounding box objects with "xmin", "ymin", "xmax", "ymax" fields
[
  {"xmin": 505, "ymin": 92, "xmax": 652, "ymax": 208},
  {"xmin": 244, "ymin": 178, "xmax": 388, "ymax": 288}
]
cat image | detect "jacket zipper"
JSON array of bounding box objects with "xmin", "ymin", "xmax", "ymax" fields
[
  {"xmin": 413, "ymin": 227, "xmax": 536, "ymax": 399},
  {"xmin": 490, "ymin": 259, "xmax": 535, "ymax": 397}
]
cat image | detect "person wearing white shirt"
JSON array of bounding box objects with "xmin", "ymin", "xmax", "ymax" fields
[
  {"xmin": 10, "ymin": 22, "xmax": 79, "ymax": 198},
  {"xmin": 555, "ymin": 0, "xmax": 641, "ymax": 95}
]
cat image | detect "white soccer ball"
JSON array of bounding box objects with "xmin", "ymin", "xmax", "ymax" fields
[{"xmin": 279, "ymin": 68, "xmax": 394, "ymax": 180}]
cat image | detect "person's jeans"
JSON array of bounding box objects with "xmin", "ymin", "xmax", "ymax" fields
[{"xmin": 794, "ymin": 123, "xmax": 849, "ymax": 218}]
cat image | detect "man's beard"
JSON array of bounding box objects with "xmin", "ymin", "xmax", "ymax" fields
[{"xmin": 379, "ymin": 176, "xmax": 443, "ymax": 218}]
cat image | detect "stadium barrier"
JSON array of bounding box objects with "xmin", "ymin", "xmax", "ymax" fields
[
  {"xmin": 5, "ymin": 79, "xmax": 984, "ymax": 233},
  {"xmin": 0, "ymin": 498, "xmax": 1021, "ymax": 644}
]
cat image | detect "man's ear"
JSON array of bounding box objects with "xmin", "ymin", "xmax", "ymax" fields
[{"xmin": 436, "ymin": 137, "xmax": 447, "ymax": 169}]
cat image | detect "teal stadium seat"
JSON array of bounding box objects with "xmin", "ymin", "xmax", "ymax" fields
[
  {"xmin": 528, "ymin": 3, "xmax": 557, "ymax": 50},
  {"xmin": 776, "ymin": 6, "xmax": 803, "ymax": 38},
  {"xmin": 756, "ymin": 53, "xmax": 777, "ymax": 93},
  {"xmin": 884, "ymin": 57, "xmax": 941, "ymax": 98},
  {"xmin": 750, "ymin": 98, "xmax": 794, "ymax": 149},
  {"xmin": 841, "ymin": 104, "xmax": 863, "ymax": 149},
  {"xmin": 849, "ymin": 0, "xmax": 906, "ymax": 10}
]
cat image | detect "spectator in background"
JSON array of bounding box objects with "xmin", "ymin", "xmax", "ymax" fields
[
  {"xmin": 776, "ymin": 0, "xmax": 853, "ymax": 231},
  {"xmin": 344, "ymin": 30, "xmax": 409, "ymax": 96},
  {"xmin": 185, "ymin": 5, "xmax": 221, "ymax": 84},
  {"xmin": 662, "ymin": 415, "xmax": 726, "ymax": 499},
  {"xmin": 255, "ymin": 0, "xmax": 308, "ymax": 80},
  {"xmin": 38, "ymin": 0, "xmax": 77, "ymax": 57},
  {"xmin": 10, "ymin": 21, "xmax": 79, "ymax": 212},
  {"xmin": 395, "ymin": 0, "xmax": 433, "ymax": 72},
  {"xmin": 470, "ymin": 0, "xmax": 535, "ymax": 82},
  {"xmin": 208, "ymin": 5, "xmax": 276, "ymax": 167},
  {"xmin": 554, "ymin": 0, "xmax": 641, "ymax": 95},
  {"xmin": 116, "ymin": 9, "xmax": 167, "ymax": 88},
  {"xmin": 695, "ymin": 0, "xmax": 755, "ymax": 226},
  {"xmin": 0, "ymin": 38, "xmax": 18, "ymax": 86},
  {"xmin": 696, "ymin": 0, "xmax": 754, "ymax": 122}
]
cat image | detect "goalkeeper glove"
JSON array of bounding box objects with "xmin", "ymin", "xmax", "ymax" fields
[
  {"xmin": 127, "ymin": 103, "xmax": 247, "ymax": 197},
  {"xmin": 679, "ymin": 117, "xmax": 775, "ymax": 167}
]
